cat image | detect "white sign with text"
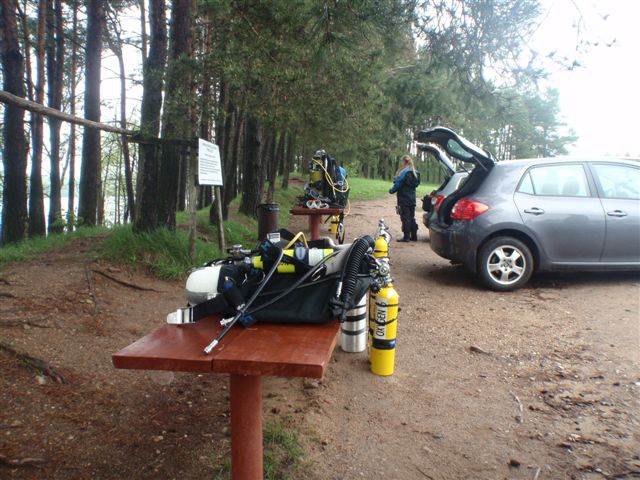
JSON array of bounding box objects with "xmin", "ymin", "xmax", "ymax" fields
[{"xmin": 198, "ymin": 139, "xmax": 223, "ymax": 186}]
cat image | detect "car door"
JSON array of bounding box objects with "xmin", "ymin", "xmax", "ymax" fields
[
  {"xmin": 513, "ymin": 163, "xmax": 606, "ymax": 264},
  {"xmin": 590, "ymin": 162, "xmax": 640, "ymax": 263}
]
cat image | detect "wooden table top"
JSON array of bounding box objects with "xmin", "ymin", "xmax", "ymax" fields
[
  {"xmin": 290, "ymin": 207, "xmax": 344, "ymax": 215},
  {"xmin": 112, "ymin": 317, "xmax": 340, "ymax": 378}
]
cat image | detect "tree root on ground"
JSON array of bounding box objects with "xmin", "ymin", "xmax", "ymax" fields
[
  {"xmin": 0, "ymin": 341, "xmax": 68, "ymax": 384},
  {"xmin": 0, "ymin": 454, "xmax": 46, "ymax": 467},
  {"xmin": 91, "ymin": 268, "xmax": 164, "ymax": 292},
  {"xmin": 0, "ymin": 317, "xmax": 52, "ymax": 328}
]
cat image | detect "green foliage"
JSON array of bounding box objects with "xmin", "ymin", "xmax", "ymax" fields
[
  {"xmin": 213, "ymin": 421, "xmax": 306, "ymax": 480},
  {"xmin": 347, "ymin": 176, "xmax": 436, "ymax": 202},
  {"xmin": 100, "ymin": 225, "xmax": 227, "ymax": 279},
  {"xmin": 0, "ymin": 227, "xmax": 107, "ymax": 269},
  {"xmin": 263, "ymin": 421, "xmax": 305, "ymax": 479},
  {"xmin": 197, "ymin": 0, "xmax": 574, "ymax": 182}
]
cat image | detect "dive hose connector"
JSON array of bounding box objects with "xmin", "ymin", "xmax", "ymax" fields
[
  {"xmin": 203, "ymin": 339, "xmax": 218, "ymax": 354},
  {"xmin": 166, "ymin": 307, "xmax": 194, "ymax": 324}
]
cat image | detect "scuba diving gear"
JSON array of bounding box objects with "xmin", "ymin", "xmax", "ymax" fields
[
  {"xmin": 166, "ymin": 226, "xmax": 401, "ymax": 366},
  {"xmin": 330, "ymin": 236, "xmax": 375, "ymax": 323},
  {"xmin": 166, "ymin": 231, "xmax": 374, "ymax": 350},
  {"xmin": 373, "ymin": 218, "xmax": 390, "ymax": 259},
  {"xmin": 302, "ymin": 149, "xmax": 349, "ymax": 208},
  {"xmin": 369, "ymin": 261, "xmax": 399, "ymax": 376},
  {"xmin": 340, "ymin": 293, "xmax": 367, "ymax": 353},
  {"xmin": 203, "ymin": 241, "xmax": 285, "ymax": 353}
]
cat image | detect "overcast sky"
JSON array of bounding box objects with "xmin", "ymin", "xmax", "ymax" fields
[{"xmin": 533, "ymin": 0, "xmax": 640, "ymax": 157}]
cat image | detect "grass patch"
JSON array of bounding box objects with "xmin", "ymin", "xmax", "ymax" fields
[
  {"xmin": 1, "ymin": 175, "xmax": 434, "ymax": 277},
  {"xmin": 0, "ymin": 227, "xmax": 107, "ymax": 269},
  {"xmin": 347, "ymin": 176, "xmax": 436, "ymax": 202},
  {"xmin": 264, "ymin": 421, "xmax": 305, "ymax": 479},
  {"xmin": 213, "ymin": 421, "xmax": 306, "ymax": 480},
  {"xmin": 100, "ymin": 225, "xmax": 225, "ymax": 279}
]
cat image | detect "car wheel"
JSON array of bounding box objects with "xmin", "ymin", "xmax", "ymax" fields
[{"xmin": 478, "ymin": 236, "xmax": 533, "ymax": 291}]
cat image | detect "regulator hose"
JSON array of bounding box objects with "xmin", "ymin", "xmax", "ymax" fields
[{"xmin": 333, "ymin": 235, "xmax": 374, "ymax": 322}]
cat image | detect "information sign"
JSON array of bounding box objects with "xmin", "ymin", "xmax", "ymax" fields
[{"xmin": 198, "ymin": 139, "xmax": 223, "ymax": 186}]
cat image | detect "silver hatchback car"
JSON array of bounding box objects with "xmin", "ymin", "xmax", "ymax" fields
[{"xmin": 416, "ymin": 127, "xmax": 640, "ymax": 291}]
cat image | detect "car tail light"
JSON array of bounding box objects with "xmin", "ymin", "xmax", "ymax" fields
[
  {"xmin": 450, "ymin": 198, "xmax": 489, "ymax": 220},
  {"xmin": 432, "ymin": 195, "xmax": 445, "ymax": 211}
]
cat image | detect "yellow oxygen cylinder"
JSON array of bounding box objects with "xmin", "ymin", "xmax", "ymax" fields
[
  {"xmin": 373, "ymin": 218, "xmax": 390, "ymax": 260},
  {"xmin": 369, "ymin": 282, "xmax": 399, "ymax": 376},
  {"xmin": 373, "ymin": 235, "xmax": 388, "ymax": 259},
  {"xmin": 330, "ymin": 215, "xmax": 340, "ymax": 234},
  {"xmin": 252, "ymin": 248, "xmax": 333, "ymax": 273},
  {"xmin": 309, "ymin": 168, "xmax": 322, "ymax": 184}
]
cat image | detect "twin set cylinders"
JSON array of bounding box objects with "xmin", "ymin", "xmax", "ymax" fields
[{"xmin": 340, "ymin": 224, "xmax": 398, "ymax": 376}]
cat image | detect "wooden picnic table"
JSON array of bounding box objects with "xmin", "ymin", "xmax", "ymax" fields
[
  {"xmin": 112, "ymin": 317, "xmax": 340, "ymax": 479},
  {"xmin": 290, "ymin": 207, "xmax": 343, "ymax": 240}
]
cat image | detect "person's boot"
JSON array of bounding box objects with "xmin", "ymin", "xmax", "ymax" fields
[
  {"xmin": 397, "ymin": 231, "xmax": 410, "ymax": 242},
  {"xmin": 410, "ymin": 226, "xmax": 418, "ymax": 241}
]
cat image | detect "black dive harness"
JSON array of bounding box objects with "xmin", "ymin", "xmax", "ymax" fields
[{"xmin": 168, "ymin": 236, "xmax": 376, "ymax": 354}]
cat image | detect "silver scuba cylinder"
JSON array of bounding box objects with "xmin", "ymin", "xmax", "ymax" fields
[
  {"xmin": 340, "ymin": 293, "xmax": 368, "ymax": 353},
  {"xmin": 185, "ymin": 265, "xmax": 223, "ymax": 305}
]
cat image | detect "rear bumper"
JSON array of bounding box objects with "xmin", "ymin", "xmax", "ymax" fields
[
  {"xmin": 428, "ymin": 221, "xmax": 478, "ymax": 271},
  {"xmin": 422, "ymin": 212, "xmax": 430, "ymax": 229}
]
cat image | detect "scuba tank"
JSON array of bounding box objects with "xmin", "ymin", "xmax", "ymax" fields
[
  {"xmin": 252, "ymin": 246, "xmax": 334, "ymax": 273},
  {"xmin": 340, "ymin": 293, "xmax": 368, "ymax": 353},
  {"xmin": 373, "ymin": 218, "xmax": 390, "ymax": 260},
  {"xmin": 309, "ymin": 150, "xmax": 324, "ymax": 187},
  {"xmin": 329, "ymin": 215, "xmax": 340, "ymax": 235},
  {"xmin": 369, "ymin": 261, "xmax": 399, "ymax": 376}
]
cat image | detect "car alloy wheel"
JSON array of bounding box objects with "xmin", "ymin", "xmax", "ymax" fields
[{"xmin": 478, "ymin": 236, "xmax": 534, "ymax": 291}]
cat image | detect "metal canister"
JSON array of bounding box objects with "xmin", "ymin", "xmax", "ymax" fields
[{"xmin": 340, "ymin": 294, "xmax": 368, "ymax": 353}]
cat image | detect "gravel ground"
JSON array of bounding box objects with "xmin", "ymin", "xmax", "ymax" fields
[{"xmin": 1, "ymin": 198, "xmax": 638, "ymax": 479}]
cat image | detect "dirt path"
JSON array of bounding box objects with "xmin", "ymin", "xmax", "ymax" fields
[{"xmin": 1, "ymin": 200, "xmax": 639, "ymax": 479}]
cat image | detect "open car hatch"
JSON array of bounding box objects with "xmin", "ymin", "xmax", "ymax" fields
[
  {"xmin": 414, "ymin": 127, "xmax": 494, "ymax": 170},
  {"xmin": 415, "ymin": 142, "xmax": 456, "ymax": 176}
]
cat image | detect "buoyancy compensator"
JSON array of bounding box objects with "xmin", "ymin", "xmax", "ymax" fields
[
  {"xmin": 302, "ymin": 150, "xmax": 349, "ymax": 208},
  {"xmin": 166, "ymin": 230, "xmax": 376, "ymax": 353}
]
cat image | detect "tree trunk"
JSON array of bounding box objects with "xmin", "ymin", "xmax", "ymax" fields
[
  {"xmin": 239, "ymin": 116, "xmax": 262, "ymax": 217},
  {"xmin": 200, "ymin": 25, "xmax": 214, "ymax": 215},
  {"xmin": 28, "ymin": 0, "xmax": 47, "ymax": 237},
  {"xmin": 67, "ymin": 0, "xmax": 78, "ymax": 231},
  {"xmin": 46, "ymin": 0, "xmax": 64, "ymax": 233},
  {"xmin": 223, "ymin": 109, "xmax": 244, "ymax": 218},
  {"xmin": 266, "ymin": 130, "xmax": 281, "ymax": 202},
  {"xmin": 106, "ymin": 10, "xmax": 135, "ymax": 222},
  {"xmin": 220, "ymin": 90, "xmax": 236, "ymax": 219},
  {"xmin": 0, "ymin": 0, "xmax": 28, "ymax": 245},
  {"xmin": 18, "ymin": 0, "xmax": 33, "ymax": 102},
  {"xmin": 78, "ymin": 0, "xmax": 104, "ymax": 227},
  {"xmin": 139, "ymin": 0, "xmax": 147, "ymax": 65},
  {"xmin": 281, "ymin": 131, "xmax": 294, "ymax": 189},
  {"xmin": 134, "ymin": 0, "xmax": 167, "ymax": 232},
  {"xmin": 157, "ymin": 0, "xmax": 193, "ymax": 230},
  {"xmin": 261, "ymin": 129, "xmax": 274, "ymax": 202}
]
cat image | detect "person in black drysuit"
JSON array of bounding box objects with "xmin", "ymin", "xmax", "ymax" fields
[{"xmin": 389, "ymin": 155, "xmax": 421, "ymax": 242}]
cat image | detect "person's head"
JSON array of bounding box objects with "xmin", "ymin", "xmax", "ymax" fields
[
  {"xmin": 401, "ymin": 155, "xmax": 414, "ymax": 169},
  {"xmin": 397, "ymin": 154, "xmax": 417, "ymax": 177}
]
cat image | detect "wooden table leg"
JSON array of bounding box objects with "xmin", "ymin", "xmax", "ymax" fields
[
  {"xmin": 309, "ymin": 214, "xmax": 321, "ymax": 240},
  {"xmin": 230, "ymin": 374, "xmax": 263, "ymax": 480}
]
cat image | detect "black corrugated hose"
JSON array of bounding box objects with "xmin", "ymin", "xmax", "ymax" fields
[{"xmin": 332, "ymin": 235, "xmax": 374, "ymax": 322}]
